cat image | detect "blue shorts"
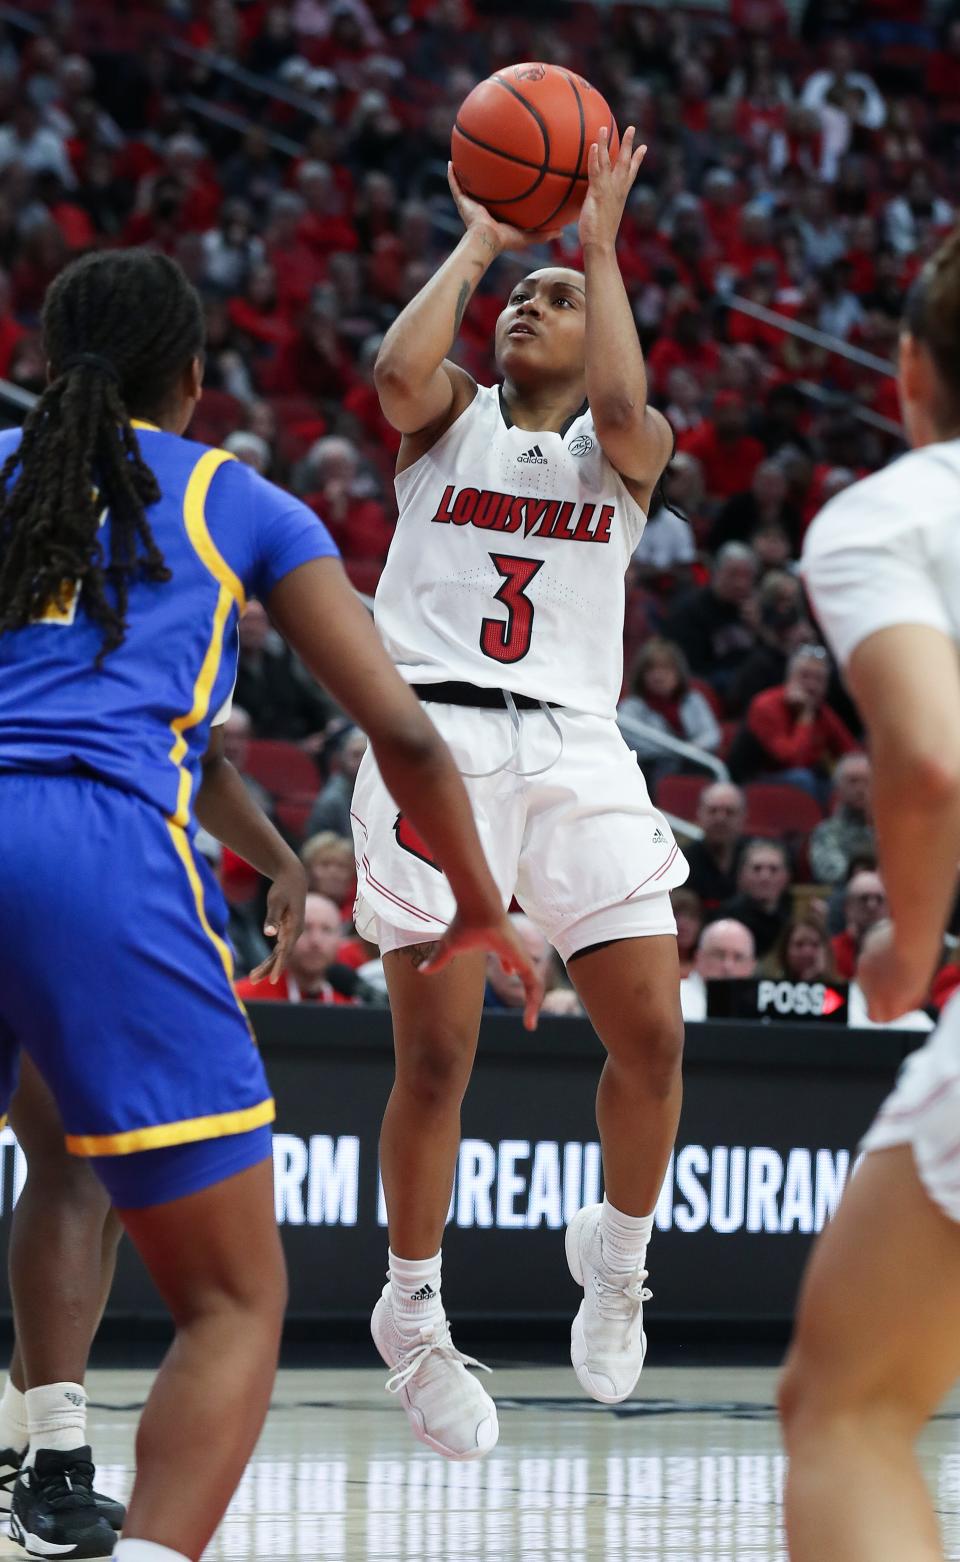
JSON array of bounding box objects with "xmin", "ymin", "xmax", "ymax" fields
[{"xmin": 0, "ymin": 774, "xmax": 275, "ymax": 1207}]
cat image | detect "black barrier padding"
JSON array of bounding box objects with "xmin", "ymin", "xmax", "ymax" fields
[{"xmin": 0, "ymin": 1011, "xmax": 926, "ymax": 1327}]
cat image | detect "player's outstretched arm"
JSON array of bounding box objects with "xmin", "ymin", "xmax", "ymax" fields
[
  {"xmin": 195, "ymin": 727, "xmax": 308, "ymax": 983},
  {"xmin": 374, "ymin": 168, "xmax": 552, "ymax": 437},
  {"xmin": 847, "ymin": 624, "xmax": 960, "ymax": 1020},
  {"xmin": 579, "ymin": 126, "xmax": 673, "ymax": 495},
  {"xmin": 267, "ymin": 558, "xmax": 544, "ymax": 1026}
]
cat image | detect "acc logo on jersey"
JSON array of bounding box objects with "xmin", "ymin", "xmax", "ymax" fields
[
  {"xmin": 568, "ymin": 434, "xmax": 594, "ymax": 457},
  {"xmin": 393, "ymin": 813, "xmax": 442, "ymax": 872}
]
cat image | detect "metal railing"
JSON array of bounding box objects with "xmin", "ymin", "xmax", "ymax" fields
[
  {"xmin": 616, "ymin": 712, "xmax": 729, "ymax": 785},
  {"xmin": 724, "ymin": 293, "xmax": 904, "ymax": 439},
  {"xmin": 180, "ymin": 95, "xmax": 304, "ymax": 160},
  {"xmin": 725, "ymin": 292, "xmax": 897, "ymax": 379},
  {"xmin": 0, "ymin": 378, "xmax": 36, "ymax": 423},
  {"xmin": 167, "ymin": 39, "xmax": 333, "ymax": 126},
  {"xmin": 793, "ymin": 377, "xmax": 904, "ymax": 439}
]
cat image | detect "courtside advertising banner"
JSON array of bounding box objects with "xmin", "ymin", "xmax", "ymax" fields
[{"xmin": 0, "ymin": 1010, "xmax": 921, "ymax": 1327}]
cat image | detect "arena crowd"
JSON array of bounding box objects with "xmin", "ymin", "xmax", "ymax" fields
[{"xmin": 2, "ymin": 0, "xmax": 957, "ymax": 1014}]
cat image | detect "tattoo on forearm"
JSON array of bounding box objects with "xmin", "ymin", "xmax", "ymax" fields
[
  {"xmin": 405, "ymin": 942, "xmax": 438, "ymax": 969},
  {"xmin": 452, "ymin": 281, "xmax": 471, "ymax": 335}
]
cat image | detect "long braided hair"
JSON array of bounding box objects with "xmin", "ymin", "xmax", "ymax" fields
[{"xmin": 0, "ymin": 249, "xmax": 204, "ymax": 663}]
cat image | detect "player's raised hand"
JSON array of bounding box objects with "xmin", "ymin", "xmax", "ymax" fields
[
  {"xmin": 250, "ymin": 861, "xmax": 308, "ymax": 985},
  {"xmin": 422, "ymin": 910, "xmax": 544, "ymax": 1030},
  {"xmin": 448, "ymin": 164, "xmax": 563, "ymax": 254},
  {"xmin": 579, "ymin": 125, "xmax": 646, "ymax": 249}
]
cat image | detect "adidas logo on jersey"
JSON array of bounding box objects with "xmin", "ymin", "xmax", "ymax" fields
[
  {"xmin": 652, "ymin": 827, "xmax": 666, "ymax": 844},
  {"xmin": 517, "ymin": 445, "xmax": 547, "ymax": 464}
]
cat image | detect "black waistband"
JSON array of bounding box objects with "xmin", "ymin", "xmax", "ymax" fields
[{"xmin": 411, "ymin": 681, "xmax": 560, "ymax": 711}]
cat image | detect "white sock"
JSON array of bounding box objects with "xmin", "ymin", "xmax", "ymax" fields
[
  {"xmin": 0, "ymin": 1380, "xmax": 28, "ymax": 1455},
  {"xmin": 115, "ymin": 1544, "xmax": 190, "ymax": 1562},
  {"xmin": 599, "ymin": 1197, "xmax": 654, "ymax": 1276},
  {"xmin": 388, "ymin": 1249, "xmax": 444, "ymax": 1332},
  {"xmin": 24, "ymin": 1382, "xmax": 86, "ymax": 1463}
]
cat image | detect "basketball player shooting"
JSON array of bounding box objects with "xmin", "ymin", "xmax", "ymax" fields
[
  {"xmin": 351, "ymin": 124, "xmax": 689, "ymax": 1460},
  {"xmin": 782, "ymin": 228, "xmax": 960, "ymax": 1561}
]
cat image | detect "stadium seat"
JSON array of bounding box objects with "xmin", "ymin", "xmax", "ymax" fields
[
  {"xmin": 275, "ymin": 795, "xmax": 318, "ymax": 844},
  {"xmin": 744, "ymin": 782, "xmax": 824, "ymax": 839},
  {"xmin": 244, "ymin": 739, "xmax": 319, "ymax": 801},
  {"xmin": 186, "ymin": 389, "xmax": 247, "ymax": 445},
  {"xmin": 655, "ymin": 773, "xmax": 710, "ymax": 821},
  {"xmin": 691, "ymin": 678, "xmax": 724, "ymax": 719}
]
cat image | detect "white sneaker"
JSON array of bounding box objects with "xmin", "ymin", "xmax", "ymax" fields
[
  {"xmin": 565, "ymin": 1202, "xmax": 652, "ymax": 1404},
  {"xmin": 371, "ymin": 1284, "xmax": 499, "ymax": 1460}
]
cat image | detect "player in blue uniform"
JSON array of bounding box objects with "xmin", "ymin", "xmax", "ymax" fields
[{"xmin": 0, "ymin": 248, "xmax": 538, "ymax": 1562}]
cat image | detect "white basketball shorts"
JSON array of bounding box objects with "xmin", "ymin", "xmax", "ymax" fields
[
  {"xmin": 350, "ymin": 702, "xmax": 689, "ymax": 963},
  {"xmin": 861, "ymin": 989, "xmax": 960, "ymax": 1223}
]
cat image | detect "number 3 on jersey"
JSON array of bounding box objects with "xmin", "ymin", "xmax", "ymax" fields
[{"xmin": 480, "ymin": 553, "xmax": 544, "ymax": 665}]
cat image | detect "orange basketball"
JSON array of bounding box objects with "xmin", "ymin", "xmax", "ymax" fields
[{"xmin": 451, "ymin": 63, "xmax": 619, "ymax": 233}]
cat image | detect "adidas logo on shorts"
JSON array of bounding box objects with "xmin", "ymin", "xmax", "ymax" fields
[
  {"xmin": 517, "ymin": 444, "xmax": 548, "ymax": 464},
  {"xmin": 652, "ymin": 827, "xmax": 666, "ymax": 844}
]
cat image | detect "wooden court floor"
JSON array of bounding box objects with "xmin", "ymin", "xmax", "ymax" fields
[{"xmin": 4, "ymin": 1365, "xmax": 960, "ymax": 1560}]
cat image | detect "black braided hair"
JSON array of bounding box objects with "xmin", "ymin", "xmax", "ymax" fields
[
  {"xmin": 0, "ymin": 249, "xmax": 204, "ymax": 663},
  {"xmin": 648, "ymin": 426, "xmax": 688, "ymax": 522}
]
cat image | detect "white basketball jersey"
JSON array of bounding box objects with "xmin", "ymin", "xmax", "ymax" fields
[
  {"xmin": 373, "ymin": 383, "xmax": 648, "ymax": 718},
  {"xmin": 802, "ymin": 438, "xmax": 960, "ymax": 668}
]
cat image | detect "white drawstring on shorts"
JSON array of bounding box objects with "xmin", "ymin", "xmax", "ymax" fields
[{"xmin": 459, "ymin": 690, "xmax": 565, "ymax": 781}]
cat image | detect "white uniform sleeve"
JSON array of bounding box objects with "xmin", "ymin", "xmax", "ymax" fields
[
  {"xmin": 211, "ymin": 681, "xmax": 236, "ymax": 726},
  {"xmin": 801, "ymin": 458, "xmax": 956, "ymax": 669}
]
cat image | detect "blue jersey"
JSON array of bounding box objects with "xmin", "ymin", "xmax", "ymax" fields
[{"xmin": 0, "ymin": 419, "xmax": 337, "ymax": 825}]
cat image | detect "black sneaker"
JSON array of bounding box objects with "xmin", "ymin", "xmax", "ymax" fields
[
  {"xmin": 0, "ymin": 1445, "xmax": 23, "ymax": 1513},
  {"xmin": 1, "ymin": 1446, "xmax": 123, "ymax": 1531},
  {"xmin": 10, "ymin": 1446, "xmax": 116, "ymax": 1557}
]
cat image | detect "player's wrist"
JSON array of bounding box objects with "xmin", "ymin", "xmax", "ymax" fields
[
  {"xmin": 462, "ymin": 224, "xmax": 503, "ymax": 261},
  {"xmin": 581, "ymin": 238, "xmax": 618, "ymax": 259},
  {"xmin": 449, "ymin": 878, "xmax": 504, "ymax": 925}
]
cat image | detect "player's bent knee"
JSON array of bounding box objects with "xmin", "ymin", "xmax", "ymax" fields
[
  {"xmin": 394, "ymin": 1032, "xmax": 477, "ymax": 1109},
  {"xmin": 780, "ymin": 1331, "xmax": 925, "ymax": 1447},
  {"xmin": 609, "ymin": 1009, "xmax": 684, "ymax": 1095}
]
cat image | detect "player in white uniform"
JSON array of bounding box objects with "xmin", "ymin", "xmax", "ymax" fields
[
  {"xmin": 783, "ymin": 229, "xmax": 960, "ymax": 1561},
  {"xmin": 352, "ymin": 127, "xmax": 689, "ymax": 1459}
]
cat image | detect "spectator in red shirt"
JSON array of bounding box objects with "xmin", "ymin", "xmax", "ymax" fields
[
  {"xmin": 678, "ymin": 391, "xmax": 767, "ymax": 503},
  {"xmin": 831, "ymin": 870, "xmax": 887, "ymax": 981},
  {"xmin": 0, "ymin": 268, "xmax": 25, "ymax": 378},
  {"xmin": 343, "ymin": 335, "xmax": 402, "ymax": 457},
  {"xmin": 725, "ymin": 206, "xmax": 786, "ymax": 284},
  {"xmin": 301, "ymin": 434, "xmax": 393, "ymax": 563},
  {"xmin": 228, "ymin": 262, "xmax": 292, "ymax": 354},
  {"xmin": 647, "ymin": 309, "xmax": 722, "ymax": 396},
  {"xmin": 930, "ymin": 955, "xmax": 960, "ymax": 1012},
  {"xmin": 235, "ymin": 893, "xmax": 355, "ymax": 1004},
  {"xmin": 296, "ymin": 160, "xmax": 359, "ymax": 263},
  {"xmin": 269, "ymin": 305, "xmax": 355, "ymax": 401},
  {"xmin": 926, "ymin": 17, "xmax": 960, "ymax": 108},
  {"xmin": 702, "ymin": 169, "xmax": 743, "ymax": 256},
  {"xmin": 730, "ymin": 645, "xmax": 859, "ymax": 798},
  {"xmin": 265, "ymin": 191, "xmax": 323, "ymax": 317}
]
